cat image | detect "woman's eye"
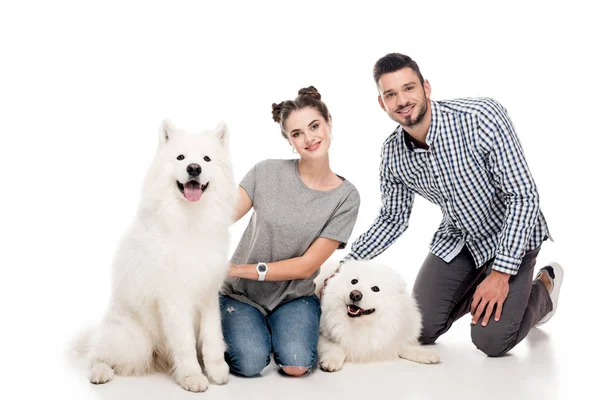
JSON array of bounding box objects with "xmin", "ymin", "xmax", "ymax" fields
[
  {"xmin": 292, "ymin": 132, "xmax": 300, "ymax": 138},
  {"xmin": 351, "ymin": 279, "xmax": 358, "ymax": 285},
  {"xmin": 371, "ymin": 286, "xmax": 380, "ymax": 292},
  {"xmin": 311, "ymin": 124, "xmax": 319, "ymax": 130},
  {"xmin": 177, "ymin": 155, "xmax": 185, "ymax": 161},
  {"xmin": 204, "ymin": 156, "xmax": 211, "ymax": 162}
]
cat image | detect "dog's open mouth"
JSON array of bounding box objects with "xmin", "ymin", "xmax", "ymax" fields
[
  {"xmin": 177, "ymin": 180, "xmax": 209, "ymax": 202},
  {"xmin": 347, "ymin": 304, "xmax": 376, "ymax": 318}
]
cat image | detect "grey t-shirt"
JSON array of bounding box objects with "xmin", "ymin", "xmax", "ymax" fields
[{"xmin": 221, "ymin": 159, "xmax": 360, "ymax": 315}]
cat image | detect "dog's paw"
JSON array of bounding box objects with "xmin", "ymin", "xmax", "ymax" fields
[
  {"xmin": 90, "ymin": 362, "xmax": 114, "ymax": 384},
  {"xmin": 415, "ymin": 349, "xmax": 440, "ymax": 364},
  {"xmin": 205, "ymin": 359, "xmax": 229, "ymax": 385},
  {"xmin": 319, "ymin": 355, "xmax": 345, "ymax": 372},
  {"xmin": 179, "ymin": 372, "xmax": 210, "ymax": 392},
  {"xmin": 399, "ymin": 347, "xmax": 440, "ymax": 364}
]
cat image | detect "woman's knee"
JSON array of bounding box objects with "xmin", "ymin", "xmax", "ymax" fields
[
  {"xmin": 227, "ymin": 348, "xmax": 271, "ymax": 377},
  {"xmin": 281, "ymin": 366, "xmax": 309, "ymax": 376},
  {"xmin": 274, "ymin": 342, "xmax": 317, "ymax": 373}
]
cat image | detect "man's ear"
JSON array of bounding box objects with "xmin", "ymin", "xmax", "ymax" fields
[{"xmin": 378, "ymin": 96, "xmax": 386, "ymax": 112}]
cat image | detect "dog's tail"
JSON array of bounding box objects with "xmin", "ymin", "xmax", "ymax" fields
[{"xmin": 70, "ymin": 325, "xmax": 95, "ymax": 355}]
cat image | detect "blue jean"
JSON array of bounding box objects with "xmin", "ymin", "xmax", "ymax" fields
[{"xmin": 219, "ymin": 294, "xmax": 321, "ymax": 377}]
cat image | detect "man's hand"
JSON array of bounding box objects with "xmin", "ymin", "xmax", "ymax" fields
[{"xmin": 471, "ymin": 270, "xmax": 510, "ymax": 326}]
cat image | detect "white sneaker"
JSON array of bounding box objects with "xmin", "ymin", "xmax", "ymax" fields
[{"xmin": 535, "ymin": 262, "xmax": 564, "ymax": 327}]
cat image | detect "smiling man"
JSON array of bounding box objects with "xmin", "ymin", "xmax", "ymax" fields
[{"xmin": 342, "ymin": 53, "xmax": 564, "ymax": 357}]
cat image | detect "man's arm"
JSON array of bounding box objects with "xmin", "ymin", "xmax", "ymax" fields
[
  {"xmin": 481, "ymin": 98, "xmax": 541, "ymax": 275},
  {"xmin": 343, "ymin": 135, "xmax": 415, "ymax": 262},
  {"xmin": 471, "ymin": 98, "xmax": 541, "ymax": 326}
]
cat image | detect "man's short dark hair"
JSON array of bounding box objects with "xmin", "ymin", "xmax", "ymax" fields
[{"xmin": 373, "ymin": 53, "xmax": 424, "ymax": 86}]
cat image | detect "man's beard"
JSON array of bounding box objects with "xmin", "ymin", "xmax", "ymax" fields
[{"xmin": 392, "ymin": 100, "xmax": 428, "ymax": 128}]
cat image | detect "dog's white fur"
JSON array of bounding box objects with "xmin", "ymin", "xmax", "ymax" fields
[
  {"xmin": 79, "ymin": 120, "xmax": 237, "ymax": 392},
  {"xmin": 316, "ymin": 260, "xmax": 440, "ymax": 372}
]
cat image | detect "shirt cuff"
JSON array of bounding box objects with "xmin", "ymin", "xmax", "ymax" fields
[
  {"xmin": 342, "ymin": 252, "xmax": 360, "ymax": 263},
  {"xmin": 491, "ymin": 253, "xmax": 522, "ymax": 275}
]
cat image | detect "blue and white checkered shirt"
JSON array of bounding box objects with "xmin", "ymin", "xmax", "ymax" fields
[{"xmin": 344, "ymin": 98, "xmax": 551, "ymax": 275}]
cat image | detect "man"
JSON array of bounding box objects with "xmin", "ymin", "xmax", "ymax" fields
[{"xmin": 342, "ymin": 53, "xmax": 563, "ymax": 356}]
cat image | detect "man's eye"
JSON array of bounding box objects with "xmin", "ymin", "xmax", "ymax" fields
[
  {"xmin": 406, "ymin": 86, "xmax": 414, "ymax": 91},
  {"xmin": 386, "ymin": 93, "xmax": 395, "ymax": 98}
]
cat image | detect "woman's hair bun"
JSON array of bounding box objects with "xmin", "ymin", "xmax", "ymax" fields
[
  {"xmin": 271, "ymin": 101, "xmax": 284, "ymax": 123},
  {"xmin": 297, "ymin": 86, "xmax": 321, "ymax": 100}
]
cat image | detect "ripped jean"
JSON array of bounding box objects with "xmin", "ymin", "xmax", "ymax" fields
[{"xmin": 219, "ymin": 294, "xmax": 320, "ymax": 377}]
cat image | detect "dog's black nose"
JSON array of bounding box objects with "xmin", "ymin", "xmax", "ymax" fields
[
  {"xmin": 187, "ymin": 163, "xmax": 202, "ymax": 177},
  {"xmin": 350, "ymin": 290, "xmax": 362, "ymax": 302}
]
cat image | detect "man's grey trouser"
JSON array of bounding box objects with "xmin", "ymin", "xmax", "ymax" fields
[{"xmin": 412, "ymin": 246, "xmax": 552, "ymax": 357}]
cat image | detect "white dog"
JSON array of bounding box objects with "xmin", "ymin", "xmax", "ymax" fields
[
  {"xmin": 316, "ymin": 260, "xmax": 440, "ymax": 372},
  {"xmin": 79, "ymin": 120, "xmax": 237, "ymax": 392}
]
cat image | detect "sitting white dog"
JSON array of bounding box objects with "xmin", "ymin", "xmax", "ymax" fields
[
  {"xmin": 79, "ymin": 120, "xmax": 237, "ymax": 392},
  {"xmin": 316, "ymin": 260, "xmax": 440, "ymax": 371}
]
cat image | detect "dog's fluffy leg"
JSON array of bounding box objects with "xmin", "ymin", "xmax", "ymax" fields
[
  {"xmin": 88, "ymin": 312, "xmax": 154, "ymax": 384},
  {"xmin": 397, "ymin": 343, "xmax": 440, "ymax": 364},
  {"xmin": 317, "ymin": 335, "xmax": 347, "ymax": 372},
  {"xmin": 199, "ymin": 293, "xmax": 229, "ymax": 385},
  {"xmin": 159, "ymin": 301, "xmax": 209, "ymax": 392}
]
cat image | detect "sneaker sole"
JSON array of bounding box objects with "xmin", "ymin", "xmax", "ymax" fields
[{"xmin": 536, "ymin": 262, "xmax": 564, "ymax": 327}]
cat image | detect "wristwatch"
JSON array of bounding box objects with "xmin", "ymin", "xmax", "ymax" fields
[{"xmin": 256, "ymin": 262, "xmax": 268, "ymax": 281}]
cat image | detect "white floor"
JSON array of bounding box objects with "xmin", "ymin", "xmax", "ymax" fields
[{"xmin": 5, "ymin": 312, "xmax": 588, "ymax": 400}]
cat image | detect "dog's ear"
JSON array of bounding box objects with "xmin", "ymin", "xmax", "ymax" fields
[
  {"xmin": 159, "ymin": 119, "xmax": 177, "ymax": 144},
  {"xmin": 214, "ymin": 121, "xmax": 229, "ymax": 148}
]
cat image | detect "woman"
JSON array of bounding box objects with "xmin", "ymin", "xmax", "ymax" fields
[{"xmin": 220, "ymin": 86, "xmax": 360, "ymax": 377}]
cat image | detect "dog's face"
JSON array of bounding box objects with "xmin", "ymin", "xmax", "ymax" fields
[
  {"xmin": 154, "ymin": 119, "xmax": 231, "ymax": 203},
  {"xmin": 321, "ymin": 261, "xmax": 408, "ymax": 320}
]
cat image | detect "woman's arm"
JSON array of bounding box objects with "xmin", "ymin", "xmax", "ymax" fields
[
  {"xmin": 229, "ymin": 237, "xmax": 340, "ymax": 281},
  {"xmin": 233, "ymin": 186, "xmax": 253, "ymax": 222}
]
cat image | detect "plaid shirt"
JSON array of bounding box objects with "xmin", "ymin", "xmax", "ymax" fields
[{"xmin": 344, "ymin": 98, "xmax": 550, "ymax": 275}]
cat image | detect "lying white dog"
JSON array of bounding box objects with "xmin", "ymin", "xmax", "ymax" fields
[
  {"xmin": 316, "ymin": 260, "xmax": 440, "ymax": 371},
  {"xmin": 78, "ymin": 120, "xmax": 237, "ymax": 392}
]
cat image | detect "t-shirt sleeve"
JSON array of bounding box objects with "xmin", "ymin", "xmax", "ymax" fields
[
  {"xmin": 239, "ymin": 162, "xmax": 259, "ymax": 202},
  {"xmin": 319, "ymin": 188, "xmax": 361, "ymax": 249}
]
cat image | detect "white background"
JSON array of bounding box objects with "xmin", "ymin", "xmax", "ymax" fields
[{"xmin": 1, "ymin": 1, "xmax": 598, "ymax": 399}]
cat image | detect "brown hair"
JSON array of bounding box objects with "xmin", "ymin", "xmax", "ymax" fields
[
  {"xmin": 271, "ymin": 86, "xmax": 331, "ymax": 139},
  {"xmin": 373, "ymin": 53, "xmax": 424, "ymax": 86}
]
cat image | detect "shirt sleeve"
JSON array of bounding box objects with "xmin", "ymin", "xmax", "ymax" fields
[
  {"xmin": 343, "ymin": 135, "xmax": 415, "ymax": 262},
  {"xmin": 478, "ymin": 99, "xmax": 541, "ymax": 275},
  {"xmin": 239, "ymin": 162, "xmax": 259, "ymax": 202},
  {"xmin": 319, "ymin": 188, "xmax": 360, "ymax": 249}
]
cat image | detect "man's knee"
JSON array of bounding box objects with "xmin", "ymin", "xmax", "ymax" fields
[
  {"xmin": 419, "ymin": 324, "xmax": 439, "ymax": 344},
  {"xmin": 471, "ymin": 325, "xmax": 515, "ymax": 357}
]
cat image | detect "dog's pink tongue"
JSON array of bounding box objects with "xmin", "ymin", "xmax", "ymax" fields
[{"xmin": 183, "ymin": 183, "xmax": 203, "ymax": 202}]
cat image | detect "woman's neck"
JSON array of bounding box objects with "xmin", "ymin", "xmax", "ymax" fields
[{"xmin": 298, "ymin": 155, "xmax": 342, "ymax": 189}]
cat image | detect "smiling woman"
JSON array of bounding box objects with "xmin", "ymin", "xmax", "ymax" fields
[{"xmin": 219, "ymin": 86, "xmax": 361, "ymax": 378}]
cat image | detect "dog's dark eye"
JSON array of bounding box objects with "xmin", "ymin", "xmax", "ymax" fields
[
  {"xmin": 351, "ymin": 279, "xmax": 358, "ymax": 285},
  {"xmin": 204, "ymin": 156, "xmax": 211, "ymax": 162},
  {"xmin": 177, "ymin": 155, "xmax": 185, "ymax": 161},
  {"xmin": 371, "ymin": 286, "xmax": 380, "ymax": 292}
]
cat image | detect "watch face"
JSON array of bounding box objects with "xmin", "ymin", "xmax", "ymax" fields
[{"xmin": 258, "ymin": 264, "xmax": 267, "ymax": 273}]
